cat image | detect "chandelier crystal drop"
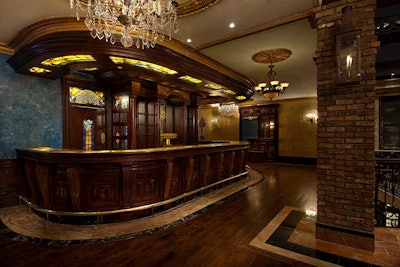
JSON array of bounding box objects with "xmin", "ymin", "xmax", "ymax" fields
[
  {"xmin": 70, "ymin": 0, "xmax": 179, "ymax": 49},
  {"xmin": 218, "ymin": 103, "xmax": 238, "ymax": 117}
]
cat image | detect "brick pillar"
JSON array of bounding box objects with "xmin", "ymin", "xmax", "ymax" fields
[{"xmin": 313, "ymin": 0, "xmax": 378, "ymax": 251}]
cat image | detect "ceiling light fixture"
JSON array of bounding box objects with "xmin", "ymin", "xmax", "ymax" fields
[
  {"xmin": 229, "ymin": 22, "xmax": 235, "ymax": 28},
  {"xmin": 218, "ymin": 103, "xmax": 238, "ymax": 116},
  {"xmin": 70, "ymin": 0, "xmax": 179, "ymax": 49},
  {"xmin": 252, "ymin": 48, "xmax": 291, "ymax": 100}
]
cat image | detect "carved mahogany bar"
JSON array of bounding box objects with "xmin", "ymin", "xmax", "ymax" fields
[{"xmin": 16, "ymin": 141, "xmax": 249, "ymax": 221}]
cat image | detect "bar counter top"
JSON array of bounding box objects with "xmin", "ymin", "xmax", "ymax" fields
[{"xmin": 17, "ymin": 141, "xmax": 248, "ymax": 155}]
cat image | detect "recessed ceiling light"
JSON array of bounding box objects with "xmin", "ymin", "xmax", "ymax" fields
[
  {"xmin": 186, "ymin": 38, "xmax": 192, "ymax": 43},
  {"xmin": 229, "ymin": 22, "xmax": 235, "ymax": 28}
]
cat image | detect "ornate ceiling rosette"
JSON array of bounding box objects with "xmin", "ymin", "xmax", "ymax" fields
[
  {"xmin": 251, "ymin": 48, "xmax": 292, "ymax": 64},
  {"xmin": 175, "ymin": 0, "xmax": 221, "ymax": 17}
]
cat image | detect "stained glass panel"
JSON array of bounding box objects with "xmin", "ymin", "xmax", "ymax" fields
[
  {"xmin": 69, "ymin": 87, "xmax": 105, "ymax": 107},
  {"xmin": 109, "ymin": 56, "xmax": 178, "ymax": 75},
  {"xmin": 179, "ymin": 75, "xmax": 202, "ymax": 84},
  {"xmin": 41, "ymin": 55, "xmax": 95, "ymax": 67}
]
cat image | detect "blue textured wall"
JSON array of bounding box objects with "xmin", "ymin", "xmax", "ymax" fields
[{"xmin": 0, "ymin": 54, "xmax": 62, "ymax": 159}]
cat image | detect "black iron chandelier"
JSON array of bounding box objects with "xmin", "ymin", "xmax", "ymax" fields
[{"xmin": 252, "ymin": 48, "xmax": 291, "ymax": 100}]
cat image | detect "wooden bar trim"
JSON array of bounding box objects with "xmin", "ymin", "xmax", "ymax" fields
[{"xmin": 164, "ymin": 158, "xmax": 174, "ymax": 199}]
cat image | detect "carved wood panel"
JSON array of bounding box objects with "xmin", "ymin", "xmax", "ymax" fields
[
  {"xmin": 81, "ymin": 165, "xmax": 120, "ymax": 211},
  {"xmin": 132, "ymin": 162, "xmax": 162, "ymax": 206}
]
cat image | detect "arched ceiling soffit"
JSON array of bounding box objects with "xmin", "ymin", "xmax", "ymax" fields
[
  {"xmin": 8, "ymin": 29, "xmax": 254, "ymax": 102},
  {"xmin": 9, "ymin": 17, "xmax": 252, "ymax": 87}
]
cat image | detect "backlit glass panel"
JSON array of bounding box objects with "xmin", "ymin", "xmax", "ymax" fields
[
  {"xmin": 69, "ymin": 87, "xmax": 105, "ymax": 107},
  {"xmin": 109, "ymin": 56, "xmax": 178, "ymax": 75},
  {"xmin": 41, "ymin": 55, "xmax": 95, "ymax": 67},
  {"xmin": 29, "ymin": 67, "xmax": 52, "ymax": 74},
  {"xmin": 179, "ymin": 75, "xmax": 202, "ymax": 84}
]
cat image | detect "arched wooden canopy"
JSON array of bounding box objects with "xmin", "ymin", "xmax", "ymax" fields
[{"xmin": 7, "ymin": 17, "xmax": 255, "ymax": 103}]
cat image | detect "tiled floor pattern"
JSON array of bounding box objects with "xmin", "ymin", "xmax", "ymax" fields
[
  {"xmin": 250, "ymin": 206, "xmax": 400, "ymax": 267},
  {"xmin": 0, "ymin": 168, "xmax": 262, "ymax": 243}
]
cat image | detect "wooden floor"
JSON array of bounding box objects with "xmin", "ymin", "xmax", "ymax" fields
[{"xmin": 0, "ymin": 162, "xmax": 318, "ymax": 267}]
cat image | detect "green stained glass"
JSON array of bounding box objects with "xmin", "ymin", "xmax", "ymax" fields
[
  {"xmin": 109, "ymin": 56, "xmax": 178, "ymax": 75},
  {"xmin": 42, "ymin": 55, "xmax": 95, "ymax": 67}
]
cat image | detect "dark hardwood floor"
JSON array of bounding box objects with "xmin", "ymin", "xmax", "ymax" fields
[{"xmin": 0, "ymin": 162, "xmax": 317, "ymax": 267}]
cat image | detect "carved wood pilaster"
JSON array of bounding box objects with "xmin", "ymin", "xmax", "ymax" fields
[
  {"xmin": 217, "ymin": 152, "xmax": 224, "ymax": 181},
  {"xmin": 164, "ymin": 159, "xmax": 174, "ymax": 199},
  {"xmin": 23, "ymin": 160, "xmax": 40, "ymax": 204},
  {"xmin": 228, "ymin": 151, "xmax": 236, "ymax": 177},
  {"xmin": 121, "ymin": 163, "xmax": 133, "ymax": 208},
  {"xmin": 185, "ymin": 156, "xmax": 194, "ymax": 192},
  {"xmin": 238, "ymin": 150, "xmax": 246, "ymax": 174},
  {"xmin": 67, "ymin": 167, "xmax": 81, "ymax": 211},
  {"xmin": 201, "ymin": 154, "xmax": 211, "ymax": 186},
  {"xmin": 34, "ymin": 164, "xmax": 51, "ymax": 209}
]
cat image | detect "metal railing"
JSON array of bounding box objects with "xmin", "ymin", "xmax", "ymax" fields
[
  {"xmin": 19, "ymin": 170, "xmax": 249, "ymax": 224},
  {"xmin": 375, "ymin": 151, "xmax": 400, "ymax": 227}
]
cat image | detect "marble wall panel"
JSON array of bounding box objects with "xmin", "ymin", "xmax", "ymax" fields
[{"xmin": 0, "ymin": 54, "xmax": 62, "ymax": 158}]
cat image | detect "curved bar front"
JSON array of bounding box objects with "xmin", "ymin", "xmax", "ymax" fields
[{"xmin": 16, "ymin": 142, "xmax": 249, "ymax": 221}]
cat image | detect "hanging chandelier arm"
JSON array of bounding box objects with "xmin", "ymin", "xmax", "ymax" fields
[{"xmin": 267, "ymin": 63, "xmax": 277, "ymax": 82}]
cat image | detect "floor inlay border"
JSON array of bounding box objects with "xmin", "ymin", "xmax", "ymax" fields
[{"xmin": 250, "ymin": 206, "xmax": 382, "ymax": 267}]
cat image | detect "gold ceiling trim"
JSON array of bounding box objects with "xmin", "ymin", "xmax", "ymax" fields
[
  {"xmin": 176, "ymin": 0, "xmax": 221, "ymax": 17},
  {"xmin": 194, "ymin": 9, "xmax": 314, "ymax": 51}
]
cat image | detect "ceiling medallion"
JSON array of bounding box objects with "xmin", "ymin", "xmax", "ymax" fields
[
  {"xmin": 176, "ymin": 0, "xmax": 221, "ymax": 17},
  {"xmin": 252, "ymin": 48, "xmax": 292, "ymax": 100}
]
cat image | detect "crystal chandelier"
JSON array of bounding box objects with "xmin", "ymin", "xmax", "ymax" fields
[
  {"xmin": 70, "ymin": 0, "xmax": 179, "ymax": 49},
  {"xmin": 218, "ymin": 103, "xmax": 238, "ymax": 117},
  {"xmin": 252, "ymin": 48, "xmax": 291, "ymax": 100}
]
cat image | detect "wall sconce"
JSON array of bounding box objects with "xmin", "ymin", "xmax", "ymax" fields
[
  {"xmin": 211, "ymin": 117, "xmax": 218, "ymax": 126},
  {"xmin": 335, "ymin": 6, "xmax": 361, "ymax": 84},
  {"xmin": 269, "ymin": 121, "xmax": 275, "ymax": 129},
  {"xmin": 305, "ymin": 112, "xmax": 318, "ymax": 124}
]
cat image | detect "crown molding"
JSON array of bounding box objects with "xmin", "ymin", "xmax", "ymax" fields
[{"xmin": 0, "ymin": 43, "xmax": 15, "ymax": 55}]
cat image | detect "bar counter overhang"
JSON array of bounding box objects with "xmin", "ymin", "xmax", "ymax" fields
[{"xmin": 16, "ymin": 141, "xmax": 249, "ymax": 222}]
